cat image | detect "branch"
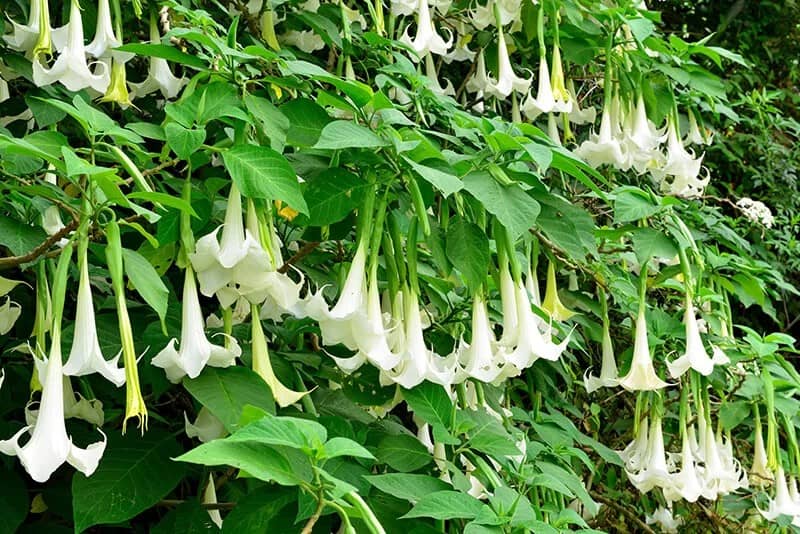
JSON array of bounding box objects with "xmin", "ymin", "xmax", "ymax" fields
[
  {"xmin": 278, "ymin": 241, "xmax": 320, "ymax": 274},
  {"xmin": 0, "ymin": 218, "xmax": 79, "ymax": 270},
  {"xmin": 300, "ymin": 496, "xmax": 325, "ymax": 534},
  {"xmin": 590, "ymin": 491, "xmax": 656, "ymax": 534}
]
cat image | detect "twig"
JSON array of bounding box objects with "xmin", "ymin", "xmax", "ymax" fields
[
  {"xmin": 590, "ymin": 491, "xmax": 656, "ymax": 534},
  {"xmin": 141, "ymin": 158, "xmax": 181, "ymax": 177},
  {"xmin": 0, "ymin": 218, "xmax": 79, "ymax": 270},
  {"xmin": 278, "ymin": 241, "xmax": 320, "ymax": 273}
]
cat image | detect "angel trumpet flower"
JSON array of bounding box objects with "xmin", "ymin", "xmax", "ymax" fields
[
  {"xmin": 626, "ymin": 414, "xmax": 672, "ymax": 493},
  {"xmin": 152, "ymin": 266, "xmax": 241, "ymax": 383},
  {"xmin": 0, "ymin": 297, "xmax": 21, "ymax": 335},
  {"xmin": 63, "ymin": 244, "xmax": 125, "ymax": 386},
  {"xmin": 541, "ymin": 261, "xmax": 576, "ymax": 322},
  {"xmin": 3, "ymin": 0, "xmax": 66, "ymax": 56},
  {"xmin": 549, "ymin": 46, "xmax": 573, "ymax": 113},
  {"xmin": 667, "ymin": 293, "xmax": 717, "ymax": 377},
  {"xmin": 751, "ymin": 408, "xmax": 774, "ymax": 486},
  {"xmin": 663, "ymin": 431, "xmax": 704, "ymax": 502},
  {"xmin": 185, "ymin": 407, "xmax": 226, "ymax": 443},
  {"xmin": 129, "ymin": 14, "xmax": 186, "ymax": 99},
  {"xmin": 32, "ymin": 0, "xmax": 110, "ymax": 93},
  {"xmin": 250, "ymin": 304, "xmax": 307, "ymax": 408},
  {"xmin": 100, "ymin": 59, "xmax": 133, "ymax": 108},
  {"xmin": 85, "ymin": 0, "xmax": 132, "ymax": 61},
  {"xmin": 759, "ymin": 466, "xmax": 800, "ymax": 521},
  {"xmin": 625, "ymin": 93, "xmax": 665, "ymax": 173},
  {"xmin": 619, "ymin": 417, "xmax": 649, "ymax": 472},
  {"xmin": 400, "ymin": 0, "xmax": 452, "ymax": 59},
  {"xmin": 485, "ymin": 27, "xmax": 531, "ymax": 99},
  {"xmin": 575, "ymin": 100, "xmax": 628, "ymax": 169},
  {"xmin": 619, "ymin": 305, "xmax": 670, "ymax": 391},
  {"xmin": 520, "ymin": 58, "xmax": 555, "ymax": 120},
  {"xmin": 567, "ymin": 79, "xmax": 596, "ymax": 125},
  {"xmin": 456, "ymin": 295, "xmax": 506, "ymax": 383},
  {"xmin": 650, "ymin": 117, "xmax": 710, "ymax": 198},
  {"xmin": 584, "ymin": 316, "xmax": 620, "ymax": 393}
]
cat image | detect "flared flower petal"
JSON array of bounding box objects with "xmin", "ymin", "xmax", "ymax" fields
[
  {"xmin": 456, "ymin": 296, "xmax": 506, "ymax": 383},
  {"xmin": 484, "ymin": 28, "xmax": 531, "ymax": 99},
  {"xmin": 184, "ymin": 407, "xmax": 227, "ymax": 443},
  {"xmin": 584, "ymin": 321, "xmax": 619, "ymax": 393},
  {"xmin": 0, "ymin": 297, "xmax": 22, "ymax": 335},
  {"xmin": 521, "ymin": 59, "xmax": 555, "ymax": 119},
  {"xmin": 400, "ymin": 0, "xmax": 452, "ymax": 59},
  {"xmin": 667, "ymin": 295, "xmax": 716, "ymax": 378},
  {"xmin": 619, "ymin": 307, "xmax": 670, "ymax": 391},
  {"xmin": 541, "ymin": 261, "xmax": 576, "ymax": 322}
]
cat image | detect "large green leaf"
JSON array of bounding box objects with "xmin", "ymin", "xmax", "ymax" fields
[
  {"xmin": 375, "ymin": 434, "xmax": 432, "ymax": 472},
  {"xmin": 304, "ymin": 168, "xmax": 369, "ymax": 226},
  {"xmin": 72, "ymin": 430, "xmax": 187, "ymax": 533},
  {"xmin": 121, "ymin": 248, "xmax": 169, "ymax": 325},
  {"xmin": 403, "ymin": 157, "xmax": 463, "ymax": 197},
  {"xmin": 401, "ymin": 491, "xmax": 485, "ymax": 520},
  {"xmin": 446, "ymin": 218, "xmax": 490, "ymax": 291},
  {"xmin": 0, "ymin": 468, "xmax": 28, "ymax": 532},
  {"xmin": 462, "ymin": 171, "xmax": 540, "ymax": 240},
  {"xmin": 183, "ymin": 366, "xmax": 276, "ymax": 432},
  {"xmin": 115, "ymin": 43, "xmax": 207, "ymax": 69},
  {"xmin": 164, "ymin": 123, "xmax": 206, "ymax": 161},
  {"xmin": 0, "ymin": 216, "xmax": 47, "ymax": 257},
  {"xmin": 226, "ymin": 414, "xmax": 328, "ymax": 450},
  {"xmin": 150, "ymin": 500, "xmax": 220, "ymax": 534},
  {"xmin": 313, "ymin": 121, "xmax": 387, "ymax": 150},
  {"xmin": 365, "ymin": 474, "xmax": 451, "ymax": 502},
  {"xmin": 280, "ymin": 98, "xmax": 332, "ymax": 147},
  {"xmin": 402, "ymin": 382, "xmax": 453, "ymax": 430},
  {"xmin": 175, "ymin": 441, "xmax": 310, "ymax": 486},
  {"xmin": 222, "ymin": 144, "xmax": 308, "ymax": 214},
  {"xmin": 222, "ymin": 487, "xmax": 296, "ymax": 532}
]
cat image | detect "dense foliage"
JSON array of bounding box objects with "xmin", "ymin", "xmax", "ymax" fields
[{"xmin": 1, "ymin": 0, "xmax": 798, "ymax": 532}]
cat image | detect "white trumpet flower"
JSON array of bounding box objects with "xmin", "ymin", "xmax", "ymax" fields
[
  {"xmin": 583, "ymin": 320, "xmax": 619, "ymax": 393},
  {"xmin": 645, "ymin": 507, "xmax": 683, "ymax": 534},
  {"xmin": 470, "ymin": 0, "xmax": 522, "ymax": 29},
  {"xmin": 759, "ymin": 466, "xmax": 800, "ymax": 521},
  {"xmin": 423, "ymin": 53, "xmax": 455, "ymax": 96},
  {"xmin": 751, "ymin": 415, "xmax": 774, "ymax": 486},
  {"xmin": 667, "ymin": 294, "xmax": 717, "ymax": 377},
  {"xmin": 63, "ymin": 248, "xmax": 126, "ymax": 387},
  {"xmin": 485, "ymin": 28, "xmax": 531, "ymax": 99},
  {"xmin": 390, "ymin": 0, "xmax": 417, "ymax": 16},
  {"xmin": 184, "ymin": 407, "xmax": 226, "ymax": 443},
  {"xmin": 625, "ymin": 94, "xmax": 666, "ymax": 173},
  {"xmin": 663, "ymin": 431, "xmax": 704, "ymax": 502},
  {"xmin": 521, "ymin": 59, "xmax": 555, "ymax": 119},
  {"xmin": 504, "ymin": 282, "xmax": 570, "ymax": 371},
  {"xmin": 32, "ymin": 0, "xmax": 110, "ymax": 93},
  {"xmin": 619, "ymin": 307, "xmax": 670, "ymax": 391},
  {"xmin": 152, "ymin": 267, "xmax": 241, "ymax": 383},
  {"xmin": 626, "ymin": 414, "xmax": 672, "ymax": 493},
  {"xmin": 574, "ymin": 102, "xmax": 628, "ymax": 169},
  {"xmin": 685, "ymin": 110, "xmax": 713, "ymax": 146},
  {"xmin": 401, "ymin": 0, "xmax": 452, "ymax": 59},
  {"xmin": 650, "ymin": 119, "xmax": 709, "ymax": 198},
  {"xmin": 3, "ymin": 0, "xmax": 67, "ymax": 55},
  {"xmin": 129, "ymin": 17, "xmax": 186, "ymax": 99},
  {"xmin": 567, "ymin": 80, "xmax": 596, "ymax": 125},
  {"xmin": 619, "ymin": 417, "xmax": 649, "ymax": 472},
  {"xmin": 0, "ymin": 330, "xmax": 106, "ymax": 483},
  {"xmin": 85, "ymin": 0, "xmax": 132, "ymax": 61},
  {"xmin": 456, "ymin": 296, "xmax": 506, "ymax": 383}
]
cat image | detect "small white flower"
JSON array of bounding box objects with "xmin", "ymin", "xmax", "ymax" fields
[{"xmin": 737, "ymin": 197, "xmax": 775, "ymax": 228}]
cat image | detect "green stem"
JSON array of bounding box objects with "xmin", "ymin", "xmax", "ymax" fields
[{"xmin": 344, "ymin": 493, "xmax": 386, "ymax": 534}]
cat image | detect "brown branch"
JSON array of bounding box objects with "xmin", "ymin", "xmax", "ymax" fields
[
  {"xmin": 0, "ymin": 218, "xmax": 79, "ymax": 270},
  {"xmin": 141, "ymin": 158, "xmax": 181, "ymax": 177},
  {"xmin": 590, "ymin": 491, "xmax": 656, "ymax": 534},
  {"xmin": 278, "ymin": 241, "xmax": 320, "ymax": 273}
]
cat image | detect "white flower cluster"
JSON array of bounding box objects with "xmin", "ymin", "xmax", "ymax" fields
[{"xmin": 737, "ymin": 197, "xmax": 775, "ymax": 228}]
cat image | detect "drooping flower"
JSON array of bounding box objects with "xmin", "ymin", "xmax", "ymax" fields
[
  {"xmin": 456, "ymin": 295, "xmax": 506, "ymax": 383},
  {"xmin": 626, "ymin": 414, "xmax": 672, "ymax": 493},
  {"xmin": 184, "ymin": 407, "xmax": 226, "ymax": 443},
  {"xmin": 3, "ymin": 0, "xmax": 66, "ymax": 56},
  {"xmin": 567, "ymin": 79, "xmax": 596, "ymax": 125},
  {"xmin": 484, "ymin": 27, "xmax": 531, "ymax": 99},
  {"xmin": 699, "ymin": 424, "xmax": 748, "ymax": 499},
  {"xmin": 129, "ymin": 14, "xmax": 186, "ymax": 99},
  {"xmin": 619, "ymin": 416, "xmax": 649, "ymax": 472},
  {"xmin": 470, "ymin": 0, "xmax": 522, "ymax": 29},
  {"xmin": 400, "ymin": 0, "xmax": 452, "ymax": 59},
  {"xmin": 548, "ymin": 46, "xmax": 573, "ymax": 114},
  {"xmin": 85, "ymin": 0, "xmax": 132, "ymax": 61},
  {"xmin": 0, "ymin": 297, "xmax": 22, "ymax": 335},
  {"xmin": 649, "ymin": 117, "xmax": 710, "ymax": 198},
  {"xmin": 32, "ymin": 0, "xmax": 110, "ymax": 93},
  {"xmin": 63, "ymin": 245, "xmax": 126, "ymax": 387},
  {"xmin": 584, "ymin": 316, "xmax": 620, "ymax": 393},
  {"xmin": 0, "ymin": 325, "xmax": 106, "ymax": 482},
  {"xmin": 685, "ymin": 109, "xmax": 713, "ymax": 146},
  {"xmin": 663, "ymin": 430, "xmax": 704, "ymax": 502},
  {"xmin": 423, "ymin": 53, "xmax": 455, "ymax": 96},
  {"xmin": 619, "ymin": 306, "xmax": 670, "ymax": 391},
  {"xmin": 751, "ymin": 407, "xmax": 774, "ymax": 486},
  {"xmin": 667, "ymin": 293, "xmax": 718, "ymax": 377},
  {"xmin": 520, "ymin": 58, "xmax": 555, "ymax": 119},
  {"xmin": 624, "ymin": 93, "xmax": 666, "ymax": 173},
  {"xmin": 100, "ymin": 59, "xmax": 134, "ymax": 107},
  {"xmin": 645, "ymin": 506, "xmax": 683, "ymax": 534},
  {"xmin": 152, "ymin": 267, "xmax": 241, "ymax": 383},
  {"xmin": 574, "ymin": 99, "xmax": 628, "ymax": 169},
  {"xmin": 203, "ymin": 474, "xmax": 223, "ymax": 529},
  {"xmin": 759, "ymin": 465, "xmax": 800, "ymax": 522}
]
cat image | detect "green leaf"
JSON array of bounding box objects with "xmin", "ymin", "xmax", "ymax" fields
[
  {"xmin": 632, "ymin": 228, "xmax": 679, "ymax": 264},
  {"xmin": 222, "ymin": 144, "xmax": 308, "ymax": 214},
  {"xmin": 462, "ymin": 171, "xmax": 540, "ymax": 240},
  {"xmin": 164, "ymin": 123, "xmax": 206, "ymax": 161},
  {"xmin": 121, "ymin": 248, "xmax": 169, "ymax": 324},
  {"xmin": 464, "ymin": 411, "xmax": 523, "ymax": 457},
  {"xmin": 62, "ymin": 147, "xmax": 115, "ymax": 178},
  {"xmin": 150, "ymin": 500, "xmax": 220, "ymax": 534},
  {"xmin": 402, "ymin": 381, "xmax": 453, "ymax": 430},
  {"xmin": 72, "ymin": 430, "xmax": 187, "ymax": 533},
  {"xmin": 0, "ymin": 216, "xmax": 47, "ymax": 257},
  {"xmin": 322, "ymin": 437, "xmax": 375, "ymax": 460},
  {"xmin": 614, "ymin": 187, "xmax": 663, "ymax": 223},
  {"xmin": 376, "ymin": 434, "xmax": 433, "ymax": 472},
  {"xmin": 280, "ymin": 98, "xmax": 332, "ymax": 147},
  {"xmin": 127, "ymin": 192, "xmax": 198, "ymax": 216},
  {"xmin": 446, "ymin": 218, "xmax": 490, "ymax": 291},
  {"xmin": 401, "ymin": 491, "xmax": 484, "ymax": 520},
  {"xmin": 313, "ymin": 121, "xmax": 387, "ymax": 150},
  {"xmin": 0, "ymin": 469, "xmax": 28, "ymax": 532},
  {"xmin": 365, "ymin": 474, "xmax": 451, "ymax": 502},
  {"xmin": 222, "ymin": 487, "xmax": 296, "ymax": 532},
  {"xmin": 244, "ymin": 93, "xmax": 289, "ymax": 151},
  {"xmin": 197, "ymin": 82, "xmax": 251, "ymax": 124},
  {"xmin": 536, "ymin": 195, "xmax": 597, "ymax": 261},
  {"xmin": 183, "ymin": 366, "xmax": 276, "ymax": 432},
  {"xmin": 115, "ymin": 42, "xmax": 207, "ymax": 69},
  {"xmin": 304, "ymin": 168, "xmax": 370, "ymax": 226},
  {"xmin": 403, "ymin": 158, "xmax": 463, "ymax": 197},
  {"xmin": 175, "ymin": 441, "xmax": 310, "ymax": 486},
  {"xmin": 227, "ymin": 414, "xmax": 328, "ymax": 450}
]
